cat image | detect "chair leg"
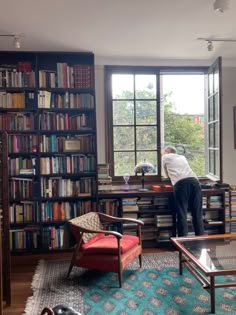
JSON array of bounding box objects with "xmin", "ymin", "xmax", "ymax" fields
[
  {"xmin": 67, "ymin": 261, "xmax": 74, "ymax": 278},
  {"xmin": 118, "ymin": 270, "xmax": 122, "ymax": 288},
  {"xmin": 139, "ymin": 254, "xmax": 142, "ymax": 268}
]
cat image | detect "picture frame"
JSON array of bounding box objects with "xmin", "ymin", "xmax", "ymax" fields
[{"xmin": 64, "ymin": 139, "xmax": 81, "ymax": 151}]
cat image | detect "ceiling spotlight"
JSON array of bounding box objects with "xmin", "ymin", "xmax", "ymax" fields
[
  {"xmin": 197, "ymin": 37, "xmax": 236, "ymax": 52},
  {"xmin": 13, "ymin": 36, "xmax": 21, "ymax": 49},
  {"xmin": 0, "ymin": 33, "xmax": 24, "ymax": 49},
  {"xmin": 213, "ymin": 0, "xmax": 229, "ymax": 13},
  {"xmin": 207, "ymin": 40, "xmax": 214, "ymax": 51}
]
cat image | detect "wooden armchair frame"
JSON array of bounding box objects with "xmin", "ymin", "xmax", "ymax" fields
[{"xmin": 67, "ymin": 212, "xmax": 144, "ymax": 287}]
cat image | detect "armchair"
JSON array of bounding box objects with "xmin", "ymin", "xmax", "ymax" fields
[{"xmin": 67, "ymin": 212, "xmax": 144, "ymax": 287}]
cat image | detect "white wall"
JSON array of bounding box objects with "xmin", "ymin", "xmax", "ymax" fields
[
  {"xmin": 222, "ymin": 67, "xmax": 236, "ymax": 184},
  {"xmin": 95, "ymin": 61, "xmax": 236, "ymax": 184}
]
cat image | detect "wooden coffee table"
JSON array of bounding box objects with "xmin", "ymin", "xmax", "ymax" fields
[{"xmin": 171, "ymin": 233, "xmax": 236, "ymax": 313}]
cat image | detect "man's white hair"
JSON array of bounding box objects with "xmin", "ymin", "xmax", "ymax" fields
[{"xmin": 164, "ymin": 145, "xmax": 176, "ymax": 153}]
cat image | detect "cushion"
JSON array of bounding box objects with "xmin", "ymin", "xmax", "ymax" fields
[
  {"xmin": 69, "ymin": 212, "xmax": 103, "ymax": 243},
  {"xmin": 82, "ymin": 235, "xmax": 139, "ymax": 254}
]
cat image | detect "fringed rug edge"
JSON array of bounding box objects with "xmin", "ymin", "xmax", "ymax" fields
[{"xmin": 23, "ymin": 259, "xmax": 46, "ymax": 315}]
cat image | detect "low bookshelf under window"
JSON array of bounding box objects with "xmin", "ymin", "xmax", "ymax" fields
[{"xmin": 98, "ymin": 188, "xmax": 229, "ymax": 248}]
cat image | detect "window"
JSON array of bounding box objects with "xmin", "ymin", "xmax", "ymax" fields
[
  {"xmin": 108, "ymin": 71, "xmax": 159, "ymax": 177},
  {"xmin": 105, "ymin": 59, "xmax": 221, "ymax": 182}
]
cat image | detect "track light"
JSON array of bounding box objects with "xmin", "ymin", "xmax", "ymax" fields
[
  {"xmin": 197, "ymin": 37, "xmax": 236, "ymax": 52},
  {"xmin": 0, "ymin": 34, "xmax": 24, "ymax": 49},
  {"xmin": 213, "ymin": 0, "xmax": 229, "ymax": 13},
  {"xmin": 13, "ymin": 36, "xmax": 21, "ymax": 49},
  {"xmin": 207, "ymin": 41, "xmax": 214, "ymax": 52}
]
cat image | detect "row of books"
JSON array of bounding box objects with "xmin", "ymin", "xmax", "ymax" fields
[
  {"xmin": 0, "ymin": 91, "xmax": 94, "ymax": 109},
  {"xmin": 39, "ymin": 155, "xmax": 96, "ymax": 174},
  {"xmin": 10, "ymin": 225, "xmax": 65, "ymax": 250},
  {"xmin": 8, "ymin": 134, "xmax": 37, "ymax": 153},
  {"xmin": 0, "ymin": 92, "xmax": 26, "ymax": 108},
  {"xmin": 7, "ymin": 134, "xmax": 96, "ymax": 153},
  {"xmin": 38, "ymin": 91, "xmax": 94, "ymax": 109},
  {"xmin": 9, "ymin": 177, "xmax": 34, "ymax": 199},
  {"xmin": 38, "ymin": 112, "xmax": 91, "ymax": 130},
  {"xmin": 10, "ymin": 200, "xmax": 96, "ymax": 224},
  {"xmin": 41, "ymin": 200, "xmax": 94, "ymax": 222},
  {"xmin": 40, "ymin": 177, "xmax": 96, "ymax": 198},
  {"xmin": 39, "ymin": 134, "xmax": 96, "ymax": 153},
  {"xmin": 99, "ymin": 199, "xmax": 118, "ymax": 216},
  {"xmin": 39, "ymin": 63, "xmax": 94, "ymax": 89},
  {"xmin": 0, "ymin": 70, "xmax": 35, "ymax": 88},
  {"xmin": 9, "ymin": 157, "xmax": 35, "ymax": 176},
  {"xmin": 10, "ymin": 228, "xmax": 39, "ymax": 250},
  {"xmin": 0, "ymin": 112, "xmax": 34, "ymax": 131}
]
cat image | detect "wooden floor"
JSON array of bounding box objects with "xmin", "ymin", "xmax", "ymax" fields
[{"xmin": 3, "ymin": 248, "xmax": 170, "ymax": 315}]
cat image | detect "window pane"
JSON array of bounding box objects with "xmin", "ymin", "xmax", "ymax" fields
[
  {"xmin": 112, "ymin": 74, "xmax": 134, "ymax": 99},
  {"xmin": 209, "ymin": 97, "xmax": 214, "ymax": 122},
  {"xmin": 215, "ymin": 122, "xmax": 219, "ymax": 148},
  {"xmin": 209, "ymin": 150, "xmax": 214, "ymax": 174},
  {"xmin": 136, "ymin": 126, "xmax": 157, "ymax": 150},
  {"xmin": 136, "ymin": 101, "xmax": 156, "ymax": 125},
  {"xmin": 113, "ymin": 101, "xmax": 134, "ymax": 125},
  {"xmin": 209, "ymin": 124, "xmax": 214, "ymax": 147},
  {"xmin": 162, "ymin": 74, "xmax": 205, "ymax": 176},
  {"xmin": 114, "ymin": 126, "xmax": 134, "ymax": 150},
  {"xmin": 135, "ymin": 75, "xmax": 156, "ymax": 99},
  {"xmin": 214, "ymin": 68, "xmax": 219, "ymax": 93},
  {"xmin": 215, "ymin": 150, "xmax": 220, "ymax": 177},
  {"xmin": 214, "ymin": 94, "xmax": 219, "ymax": 121},
  {"xmin": 208, "ymin": 73, "xmax": 213, "ymax": 95},
  {"xmin": 114, "ymin": 151, "xmax": 135, "ymax": 176},
  {"xmin": 137, "ymin": 151, "xmax": 158, "ymax": 174}
]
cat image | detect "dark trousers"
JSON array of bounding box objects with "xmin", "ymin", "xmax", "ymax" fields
[{"xmin": 173, "ymin": 177, "xmax": 204, "ymax": 237}]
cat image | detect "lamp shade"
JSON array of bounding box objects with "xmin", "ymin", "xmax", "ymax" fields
[
  {"xmin": 134, "ymin": 161, "xmax": 156, "ymax": 191},
  {"xmin": 134, "ymin": 161, "xmax": 155, "ymax": 175}
]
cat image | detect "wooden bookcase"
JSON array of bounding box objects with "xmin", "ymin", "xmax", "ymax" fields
[
  {"xmin": 0, "ymin": 51, "xmax": 97, "ymax": 254},
  {"xmin": 98, "ymin": 190, "xmax": 176, "ymax": 248},
  {"xmin": 0, "ymin": 132, "xmax": 11, "ymax": 307},
  {"xmin": 98, "ymin": 188, "xmax": 229, "ymax": 247}
]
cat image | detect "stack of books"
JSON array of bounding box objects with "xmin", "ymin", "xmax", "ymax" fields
[{"xmin": 97, "ymin": 164, "xmax": 112, "ymax": 191}]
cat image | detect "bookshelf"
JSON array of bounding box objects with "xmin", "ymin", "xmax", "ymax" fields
[
  {"xmin": 0, "ymin": 51, "xmax": 97, "ymax": 254},
  {"xmin": 98, "ymin": 188, "xmax": 229, "ymax": 247},
  {"xmin": 229, "ymin": 188, "xmax": 236, "ymax": 233},
  {"xmin": 98, "ymin": 190, "xmax": 175, "ymax": 247},
  {"xmin": 0, "ymin": 132, "xmax": 11, "ymax": 307}
]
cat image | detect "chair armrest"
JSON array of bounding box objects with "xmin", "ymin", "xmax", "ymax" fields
[
  {"xmin": 98, "ymin": 212, "xmax": 144, "ymax": 226},
  {"xmin": 70, "ymin": 223, "xmax": 123, "ymax": 239}
]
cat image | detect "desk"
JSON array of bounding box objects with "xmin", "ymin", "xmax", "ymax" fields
[{"xmin": 171, "ymin": 233, "xmax": 236, "ymax": 313}]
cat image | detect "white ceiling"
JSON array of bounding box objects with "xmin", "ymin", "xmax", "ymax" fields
[{"xmin": 1, "ymin": 0, "xmax": 236, "ymax": 65}]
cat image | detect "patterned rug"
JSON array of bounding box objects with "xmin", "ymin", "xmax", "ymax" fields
[{"xmin": 23, "ymin": 252, "xmax": 236, "ymax": 315}]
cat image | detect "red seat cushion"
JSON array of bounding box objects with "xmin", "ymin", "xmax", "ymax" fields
[{"xmin": 82, "ymin": 234, "xmax": 139, "ymax": 255}]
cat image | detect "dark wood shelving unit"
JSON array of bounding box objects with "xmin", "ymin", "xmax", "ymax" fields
[
  {"xmin": 98, "ymin": 188, "xmax": 229, "ymax": 248},
  {"xmin": 0, "ymin": 51, "xmax": 97, "ymax": 254},
  {"xmin": 0, "ymin": 132, "xmax": 11, "ymax": 309}
]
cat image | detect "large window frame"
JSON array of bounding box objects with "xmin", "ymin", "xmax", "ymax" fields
[{"xmin": 105, "ymin": 61, "xmax": 222, "ymax": 184}]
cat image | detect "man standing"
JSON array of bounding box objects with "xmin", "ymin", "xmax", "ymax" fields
[{"xmin": 162, "ymin": 145, "xmax": 204, "ymax": 237}]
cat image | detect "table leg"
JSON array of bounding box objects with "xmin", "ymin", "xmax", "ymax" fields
[
  {"xmin": 210, "ymin": 276, "xmax": 215, "ymax": 314},
  {"xmin": 179, "ymin": 251, "xmax": 183, "ymax": 275}
]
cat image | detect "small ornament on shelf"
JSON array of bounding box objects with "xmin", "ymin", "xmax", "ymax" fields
[{"xmin": 123, "ymin": 173, "xmax": 130, "ymax": 191}]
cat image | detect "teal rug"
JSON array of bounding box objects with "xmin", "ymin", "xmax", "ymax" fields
[
  {"xmin": 83, "ymin": 267, "xmax": 236, "ymax": 315},
  {"xmin": 23, "ymin": 252, "xmax": 236, "ymax": 315}
]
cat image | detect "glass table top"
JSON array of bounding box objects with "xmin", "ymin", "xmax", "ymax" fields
[{"xmin": 173, "ymin": 236, "xmax": 236, "ymax": 272}]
